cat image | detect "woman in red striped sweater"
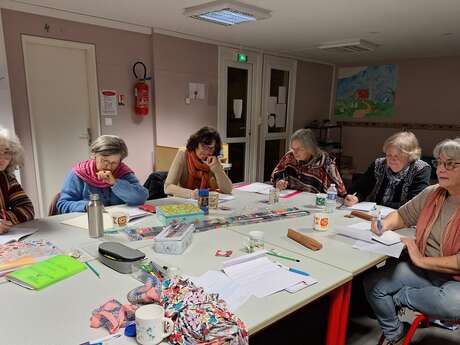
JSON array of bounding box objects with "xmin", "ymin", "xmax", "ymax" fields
[{"xmin": 0, "ymin": 127, "xmax": 34, "ymax": 234}]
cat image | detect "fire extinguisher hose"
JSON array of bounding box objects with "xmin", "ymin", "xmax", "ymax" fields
[{"xmin": 132, "ymin": 61, "xmax": 147, "ymax": 80}]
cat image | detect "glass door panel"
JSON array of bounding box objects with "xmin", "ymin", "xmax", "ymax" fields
[
  {"xmin": 263, "ymin": 139, "xmax": 286, "ymax": 182},
  {"xmin": 267, "ymin": 69, "xmax": 290, "ymax": 133}
]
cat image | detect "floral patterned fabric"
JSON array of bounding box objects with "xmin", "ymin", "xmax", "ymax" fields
[{"xmin": 91, "ymin": 277, "xmax": 248, "ymax": 345}]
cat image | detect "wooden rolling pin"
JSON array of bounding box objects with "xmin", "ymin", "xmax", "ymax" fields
[
  {"xmin": 350, "ymin": 210, "xmax": 374, "ymax": 221},
  {"xmin": 287, "ymin": 228, "xmax": 322, "ymax": 251}
]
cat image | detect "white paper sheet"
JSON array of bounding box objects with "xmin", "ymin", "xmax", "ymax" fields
[
  {"xmin": 336, "ymin": 224, "xmax": 373, "ymax": 243},
  {"xmin": 347, "ymin": 202, "xmax": 377, "ymax": 212},
  {"xmin": 222, "ymin": 252, "xmax": 306, "ymax": 298},
  {"xmin": 219, "ymin": 194, "xmax": 235, "ymax": 201},
  {"xmin": 268, "ymin": 96, "xmax": 277, "ymax": 114},
  {"xmin": 61, "ymin": 213, "xmax": 113, "ymax": 231},
  {"xmin": 0, "ymin": 227, "xmax": 38, "ymax": 245},
  {"xmin": 353, "ymin": 240, "xmax": 405, "ymax": 258},
  {"xmin": 372, "ymin": 231, "xmax": 402, "ymax": 246},
  {"xmin": 278, "ymin": 86, "xmax": 287, "ymax": 104},
  {"xmin": 235, "ymin": 182, "xmax": 296, "ymax": 196},
  {"xmin": 108, "ymin": 205, "xmax": 152, "ymax": 221},
  {"xmin": 380, "ymin": 206, "xmax": 396, "ymax": 218},
  {"xmin": 190, "ymin": 270, "xmax": 251, "ymax": 311},
  {"xmin": 275, "ymin": 103, "xmax": 286, "ymax": 128}
]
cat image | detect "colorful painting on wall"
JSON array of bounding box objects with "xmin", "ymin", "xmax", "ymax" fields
[{"xmin": 335, "ymin": 64, "xmax": 398, "ymax": 118}]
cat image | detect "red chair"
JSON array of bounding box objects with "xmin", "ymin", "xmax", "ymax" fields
[{"xmin": 378, "ymin": 314, "xmax": 460, "ymax": 345}]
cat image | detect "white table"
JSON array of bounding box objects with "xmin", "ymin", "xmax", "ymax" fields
[{"xmin": 140, "ymin": 228, "xmax": 352, "ymax": 335}]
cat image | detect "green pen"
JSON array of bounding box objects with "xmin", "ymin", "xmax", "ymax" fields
[{"xmin": 267, "ymin": 251, "xmax": 300, "ymax": 262}]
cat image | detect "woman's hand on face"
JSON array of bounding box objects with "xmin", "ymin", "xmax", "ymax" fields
[
  {"xmin": 0, "ymin": 220, "xmax": 12, "ymax": 234},
  {"xmin": 204, "ymin": 156, "xmax": 220, "ymax": 171},
  {"xmin": 276, "ymin": 179, "xmax": 288, "ymax": 191},
  {"xmin": 344, "ymin": 194, "xmax": 359, "ymax": 206},
  {"xmin": 96, "ymin": 170, "xmax": 116, "ymax": 185}
]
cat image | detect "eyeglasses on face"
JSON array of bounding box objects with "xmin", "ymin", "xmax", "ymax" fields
[
  {"xmin": 0, "ymin": 150, "xmax": 12, "ymax": 159},
  {"xmin": 432, "ymin": 159, "xmax": 460, "ymax": 171},
  {"xmin": 199, "ymin": 143, "xmax": 215, "ymax": 153},
  {"xmin": 98, "ymin": 157, "xmax": 120, "ymax": 168}
]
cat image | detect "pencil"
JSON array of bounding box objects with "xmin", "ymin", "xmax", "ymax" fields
[
  {"xmin": 85, "ymin": 261, "xmax": 101, "ymax": 278},
  {"xmin": 267, "ymin": 251, "xmax": 300, "ymax": 262}
]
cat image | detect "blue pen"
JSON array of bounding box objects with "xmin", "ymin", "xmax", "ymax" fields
[
  {"xmin": 376, "ymin": 209, "xmax": 383, "ymax": 235},
  {"xmin": 288, "ymin": 267, "xmax": 310, "ymax": 277}
]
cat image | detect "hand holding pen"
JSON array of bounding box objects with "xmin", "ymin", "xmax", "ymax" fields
[
  {"xmin": 0, "ymin": 209, "xmax": 12, "ymax": 234},
  {"xmin": 371, "ymin": 208, "xmax": 384, "ymax": 235},
  {"xmin": 275, "ymin": 172, "xmax": 288, "ymax": 191}
]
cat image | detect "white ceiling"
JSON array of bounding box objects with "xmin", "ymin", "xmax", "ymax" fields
[{"xmin": 11, "ymin": 0, "xmax": 460, "ymax": 64}]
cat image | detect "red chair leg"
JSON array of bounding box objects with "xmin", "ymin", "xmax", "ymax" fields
[
  {"xmin": 338, "ymin": 281, "xmax": 352, "ymax": 344},
  {"xmin": 402, "ymin": 315, "xmax": 430, "ymax": 345},
  {"xmin": 326, "ymin": 285, "xmax": 344, "ymax": 345}
]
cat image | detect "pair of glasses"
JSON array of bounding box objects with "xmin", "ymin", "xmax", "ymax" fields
[
  {"xmin": 200, "ymin": 144, "xmax": 215, "ymax": 153},
  {"xmin": 0, "ymin": 151, "xmax": 12, "ymax": 159},
  {"xmin": 100, "ymin": 158, "xmax": 120, "ymax": 168},
  {"xmin": 432, "ymin": 159, "xmax": 460, "ymax": 171}
]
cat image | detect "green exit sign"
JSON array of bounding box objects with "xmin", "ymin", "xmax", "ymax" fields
[{"xmin": 237, "ymin": 53, "xmax": 248, "ymax": 63}]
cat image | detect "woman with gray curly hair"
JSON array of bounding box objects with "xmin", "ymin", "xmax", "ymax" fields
[
  {"xmin": 364, "ymin": 138, "xmax": 460, "ymax": 344},
  {"xmin": 345, "ymin": 131, "xmax": 431, "ymax": 209},
  {"xmin": 0, "ymin": 127, "xmax": 34, "ymax": 234},
  {"xmin": 57, "ymin": 135, "xmax": 148, "ymax": 214}
]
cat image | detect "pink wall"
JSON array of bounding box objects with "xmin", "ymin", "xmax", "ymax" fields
[
  {"xmin": 2, "ymin": 9, "xmax": 155, "ymax": 208},
  {"xmin": 333, "ymin": 56, "xmax": 460, "ymax": 171},
  {"xmin": 293, "ymin": 61, "xmax": 333, "ymax": 130},
  {"xmin": 152, "ymin": 33, "xmax": 218, "ymax": 149}
]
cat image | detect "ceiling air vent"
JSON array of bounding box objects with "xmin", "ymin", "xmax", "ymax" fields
[
  {"xmin": 184, "ymin": 0, "xmax": 271, "ymax": 26},
  {"xmin": 318, "ymin": 39, "xmax": 378, "ymax": 53}
]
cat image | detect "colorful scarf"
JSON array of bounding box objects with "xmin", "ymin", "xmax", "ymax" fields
[
  {"xmin": 367, "ymin": 158, "xmax": 429, "ymax": 205},
  {"xmin": 73, "ymin": 159, "xmax": 133, "ymax": 188},
  {"xmin": 185, "ymin": 151, "xmax": 216, "ymax": 191},
  {"xmin": 415, "ymin": 186, "xmax": 460, "ymax": 281}
]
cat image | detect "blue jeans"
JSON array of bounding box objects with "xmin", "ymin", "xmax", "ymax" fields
[{"xmin": 363, "ymin": 261, "xmax": 460, "ymax": 341}]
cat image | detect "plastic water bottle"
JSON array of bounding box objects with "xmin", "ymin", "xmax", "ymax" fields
[
  {"xmin": 87, "ymin": 194, "xmax": 104, "ymax": 238},
  {"xmin": 326, "ymin": 184, "xmax": 338, "ymax": 214}
]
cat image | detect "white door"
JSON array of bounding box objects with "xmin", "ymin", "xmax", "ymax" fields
[
  {"xmin": 258, "ymin": 55, "xmax": 297, "ymax": 182},
  {"xmin": 218, "ymin": 47, "xmax": 262, "ymax": 183},
  {"xmin": 22, "ymin": 36, "xmax": 100, "ymax": 217}
]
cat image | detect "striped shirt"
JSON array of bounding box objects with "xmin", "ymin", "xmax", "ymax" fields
[{"xmin": 0, "ymin": 171, "xmax": 35, "ymax": 224}]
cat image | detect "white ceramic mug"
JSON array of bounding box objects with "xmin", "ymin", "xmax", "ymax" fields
[
  {"xmin": 135, "ymin": 304, "xmax": 174, "ymax": 345},
  {"xmin": 313, "ymin": 213, "xmax": 329, "ymax": 231},
  {"xmin": 110, "ymin": 211, "xmax": 129, "ymax": 227}
]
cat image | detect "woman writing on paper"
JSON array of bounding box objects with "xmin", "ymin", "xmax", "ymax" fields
[
  {"xmin": 57, "ymin": 135, "xmax": 148, "ymax": 214},
  {"xmin": 0, "ymin": 127, "xmax": 34, "ymax": 234},
  {"xmin": 164, "ymin": 126, "xmax": 232, "ymax": 199},
  {"xmin": 364, "ymin": 138, "xmax": 460, "ymax": 345},
  {"xmin": 344, "ymin": 132, "xmax": 431, "ymax": 209},
  {"xmin": 270, "ymin": 128, "xmax": 347, "ymax": 196}
]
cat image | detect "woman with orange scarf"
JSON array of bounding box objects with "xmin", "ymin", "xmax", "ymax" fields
[
  {"xmin": 364, "ymin": 138, "xmax": 460, "ymax": 345},
  {"xmin": 164, "ymin": 127, "xmax": 232, "ymax": 199}
]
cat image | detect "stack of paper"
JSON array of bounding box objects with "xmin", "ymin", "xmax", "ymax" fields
[{"xmin": 108, "ymin": 205, "xmax": 152, "ymax": 222}]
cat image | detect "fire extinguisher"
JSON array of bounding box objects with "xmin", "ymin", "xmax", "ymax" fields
[{"xmin": 133, "ymin": 61, "xmax": 150, "ymax": 116}]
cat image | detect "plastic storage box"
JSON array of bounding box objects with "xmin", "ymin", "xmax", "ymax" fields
[
  {"xmin": 153, "ymin": 223, "xmax": 194, "ymax": 255},
  {"xmin": 156, "ymin": 204, "xmax": 204, "ymax": 225}
]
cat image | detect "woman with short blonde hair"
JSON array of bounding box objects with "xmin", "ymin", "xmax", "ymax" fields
[
  {"xmin": 345, "ymin": 131, "xmax": 431, "ymax": 208},
  {"xmin": 57, "ymin": 135, "xmax": 148, "ymax": 214},
  {"xmin": 0, "ymin": 127, "xmax": 34, "ymax": 234}
]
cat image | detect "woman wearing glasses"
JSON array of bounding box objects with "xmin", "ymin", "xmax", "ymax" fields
[
  {"xmin": 0, "ymin": 127, "xmax": 34, "ymax": 233},
  {"xmin": 364, "ymin": 138, "xmax": 460, "ymax": 345},
  {"xmin": 344, "ymin": 132, "xmax": 431, "ymax": 209},
  {"xmin": 57, "ymin": 135, "xmax": 148, "ymax": 214},
  {"xmin": 164, "ymin": 126, "xmax": 232, "ymax": 199}
]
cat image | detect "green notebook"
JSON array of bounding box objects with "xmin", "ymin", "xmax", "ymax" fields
[{"xmin": 6, "ymin": 255, "xmax": 86, "ymax": 290}]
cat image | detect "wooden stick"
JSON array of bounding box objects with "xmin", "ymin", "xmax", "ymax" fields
[
  {"xmin": 287, "ymin": 228, "xmax": 322, "ymax": 251},
  {"xmin": 350, "ymin": 210, "xmax": 373, "ymax": 221}
]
